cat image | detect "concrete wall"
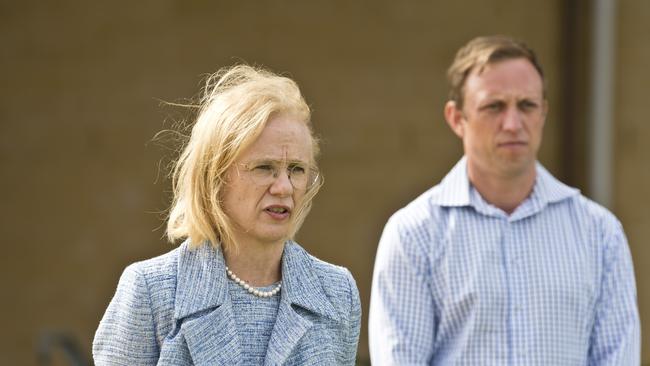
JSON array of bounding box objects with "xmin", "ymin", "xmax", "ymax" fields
[
  {"xmin": 616, "ymin": 0, "xmax": 650, "ymax": 362},
  {"xmin": 2, "ymin": 1, "xmax": 647, "ymax": 364}
]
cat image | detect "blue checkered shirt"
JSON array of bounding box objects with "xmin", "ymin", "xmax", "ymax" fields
[{"xmin": 369, "ymin": 157, "xmax": 639, "ymax": 365}]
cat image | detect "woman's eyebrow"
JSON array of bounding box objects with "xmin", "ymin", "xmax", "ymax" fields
[{"xmin": 248, "ymin": 157, "xmax": 309, "ymax": 165}]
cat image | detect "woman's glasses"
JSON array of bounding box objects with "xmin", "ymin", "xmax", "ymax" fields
[{"xmin": 239, "ymin": 160, "xmax": 320, "ymax": 191}]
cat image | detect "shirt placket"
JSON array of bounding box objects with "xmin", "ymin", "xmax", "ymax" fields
[{"xmin": 502, "ymin": 218, "xmax": 529, "ymax": 365}]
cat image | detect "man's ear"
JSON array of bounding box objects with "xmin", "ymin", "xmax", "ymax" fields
[{"xmin": 444, "ymin": 100, "xmax": 465, "ymax": 138}]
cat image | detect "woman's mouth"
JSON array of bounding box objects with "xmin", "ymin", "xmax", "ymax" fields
[{"xmin": 264, "ymin": 206, "xmax": 291, "ymax": 219}]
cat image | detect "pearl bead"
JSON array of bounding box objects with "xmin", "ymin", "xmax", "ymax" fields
[{"xmin": 225, "ymin": 266, "xmax": 282, "ymax": 298}]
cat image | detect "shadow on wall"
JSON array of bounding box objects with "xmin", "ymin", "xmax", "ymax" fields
[{"xmin": 36, "ymin": 331, "xmax": 90, "ymax": 366}]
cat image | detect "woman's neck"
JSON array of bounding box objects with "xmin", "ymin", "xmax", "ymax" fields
[{"xmin": 223, "ymin": 239, "xmax": 284, "ymax": 286}]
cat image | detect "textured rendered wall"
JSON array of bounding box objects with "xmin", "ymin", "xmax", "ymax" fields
[
  {"xmin": 2, "ymin": 1, "xmax": 626, "ymax": 364},
  {"xmin": 616, "ymin": 0, "xmax": 650, "ymax": 363}
]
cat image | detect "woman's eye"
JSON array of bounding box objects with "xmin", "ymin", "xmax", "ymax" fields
[
  {"xmin": 289, "ymin": 165, "xmax": 306, "ymax": 175},
  {"xmin": 254, "ymin": 164, "xmax": 274, "ymax": 172}
]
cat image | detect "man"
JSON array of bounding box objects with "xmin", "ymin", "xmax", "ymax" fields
[{"xmin": 369, "ymin": 36, "xmax": 639, "ymax": 365}]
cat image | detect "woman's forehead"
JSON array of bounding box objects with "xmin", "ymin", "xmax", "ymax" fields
[{"xmin": 239, "ymin": 116, "xmax": 313, "ymax": 160}]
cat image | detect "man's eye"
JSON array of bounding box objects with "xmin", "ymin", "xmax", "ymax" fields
[
  {"xmin": 519, "ymin": 101, "xmax": 538, "ymax": 111},
  {"xmin": 484, "ymin": 103, "xmax": 503, "ymax": 112}
]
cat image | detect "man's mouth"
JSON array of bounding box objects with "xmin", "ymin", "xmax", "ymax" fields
[{"xmin": 498, "ymin": 141, "xmax": 527, "ymax": 147}]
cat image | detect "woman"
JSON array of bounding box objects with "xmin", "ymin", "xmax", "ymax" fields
[{"xmin": 93, "ymin": 65, "xmax": 361, "ymax": 365}]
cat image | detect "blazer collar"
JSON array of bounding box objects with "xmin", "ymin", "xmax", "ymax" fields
[
  {"xmin": 174, "ymin": 240, "xmax": 338, "ymax": 321},
  {"xmin": 264, "ymin": 241, "xmax": 339, "ymax": 365},
  {"xmin": 174, "ymin": 240, "xmax": 228, "ymax": 320},
  {"xmin": 173, "ymin": 240, "xmax": 340, "ymax": 365},
  {"xmin": 281, "ymin": 241, "xmax": 339, "ymax": 321}
]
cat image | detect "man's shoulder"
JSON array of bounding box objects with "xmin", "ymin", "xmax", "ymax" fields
[
  {"xmin": 561, "ymin": 193, "xmax": 623, "ymax": 233},
  {"xmin": 533, "ymin": 164, "xmax": 622, "ymax": 234},
  {"xmin": 385, "ymin": 184, "xmax": 451, "ymax": 238}
]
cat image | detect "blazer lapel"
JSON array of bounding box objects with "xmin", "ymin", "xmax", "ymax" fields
[
  {"xmin": 263, "ymin": 297, "xmax": 313, "ymax": 365},
  {"xmin": 263, "ymin": 242, "xmax": 340, "ymax": 365},
  {"xmin": 181, "ymin": 302, "xmax": 241, "ymax": 365},
  {"xmin": 174, "ymin": 241, "xmax": 242, "ymax": 366}
]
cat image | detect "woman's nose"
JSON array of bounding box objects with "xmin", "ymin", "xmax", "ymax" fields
[{"xmin": 268, "ymin": 170, "xmax": 293, "ymax": 196}]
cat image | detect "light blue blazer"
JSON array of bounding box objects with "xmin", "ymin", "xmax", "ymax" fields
[{"xmin": 93, "ymin": 240, "xmax": 361, "ymax": 365}]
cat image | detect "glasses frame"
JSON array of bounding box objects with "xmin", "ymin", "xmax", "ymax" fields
[{"xmin": 237, "ymin": 159, "xmax": 321, "ymax": 191}]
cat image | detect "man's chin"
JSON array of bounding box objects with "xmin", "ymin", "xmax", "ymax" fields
[{"xmin": 498, "ymin": 158, "xmax": 536, "ymax": 178}]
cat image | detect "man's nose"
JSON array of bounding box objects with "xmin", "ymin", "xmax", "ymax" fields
[{"xmin": 502, "ymin": 106, "xmax": 524, "ymax": 131}]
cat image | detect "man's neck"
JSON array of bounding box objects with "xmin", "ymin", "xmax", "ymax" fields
[{"xmin": 467, "ymin": 163, "xmax": 537, "ymax": 215}]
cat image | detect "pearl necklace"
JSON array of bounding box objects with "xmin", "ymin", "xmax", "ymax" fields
[{"xmin": 225, "ymin": 266, "xmax": 282, "ymax": 298}]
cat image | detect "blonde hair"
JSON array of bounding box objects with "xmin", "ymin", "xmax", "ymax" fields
[
  {"xmin": 447, "ymin": 35, "xmax": 545, "ymax": 109},
  {"xmin": 166, "ymin": 65, "xmax": 321, "ymax": 251}
]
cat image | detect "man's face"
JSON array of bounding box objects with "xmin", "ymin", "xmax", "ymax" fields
[{"xmin": 446, "ymin": 58, "xmax": 547, "ymax": 181}]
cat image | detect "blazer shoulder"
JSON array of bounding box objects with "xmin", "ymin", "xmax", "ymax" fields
[
  {"xmin": 107, "ymin": 245, "xmax": 181, "ymax": 307},
  {"xmin": 306, "ymin": 252, "xmax": 361, "ymax": 319},
  {"xmin": 119, "ymin": 245, "xmax": 182, "ymax": 338},
  {"xmin": 128, "ymin": 245, "xmax": 181, "ymax": 284},
  {"xmin": 309, "ymin": 254, "xmax": 354, "ymax": 285},
  {"xmin": 94, "ymin": 246, "xmax": 183, "ymax": 364}
]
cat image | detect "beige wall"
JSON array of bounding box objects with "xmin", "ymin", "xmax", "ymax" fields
[
  {"xmin": 616, "ymin": 0, "xmax": 650, "ymax": 362},
  {"xmin": 1, "ymin": 1, "xmax": 647, "ymax": 364}
]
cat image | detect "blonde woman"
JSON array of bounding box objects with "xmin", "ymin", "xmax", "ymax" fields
[{"xmin": 93, "ymin": 65, "xmax": 361, "ymax": 365}]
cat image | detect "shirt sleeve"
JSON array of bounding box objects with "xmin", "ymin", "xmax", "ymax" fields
[
  {"xmin": 93, "ymin": 264, "xmax": 160, "ymax": 366},
  {"xmin": 588, "ymin": 220, "xmax": 640, "ymax": 365},
  {"xmin": 369, "ymin": 214, "xmax": 436, "ymax": 365}
]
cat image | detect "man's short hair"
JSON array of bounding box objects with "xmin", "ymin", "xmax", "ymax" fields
[{"xmin": 447, "ymin": 35, "xmax": 545, "ymax": 108}]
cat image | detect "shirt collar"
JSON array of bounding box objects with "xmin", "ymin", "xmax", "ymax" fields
[
  {"xmin": 433, "ymin": 156, "xmax": 470, "ymax": 206},
  {"xmin": 434, "ymin": 156, "xmax": 472, "ymax": 207},
  {"xmin": 532, "ymin": 162, "xmax": 580, "ymax": 205},
  {"xmin": 433, "ymin": 157, "xmax": 579, "ymax": 216},
  {"xmin": 174, "ymin": 240, "xmax": 338, "ymax": 321}
]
